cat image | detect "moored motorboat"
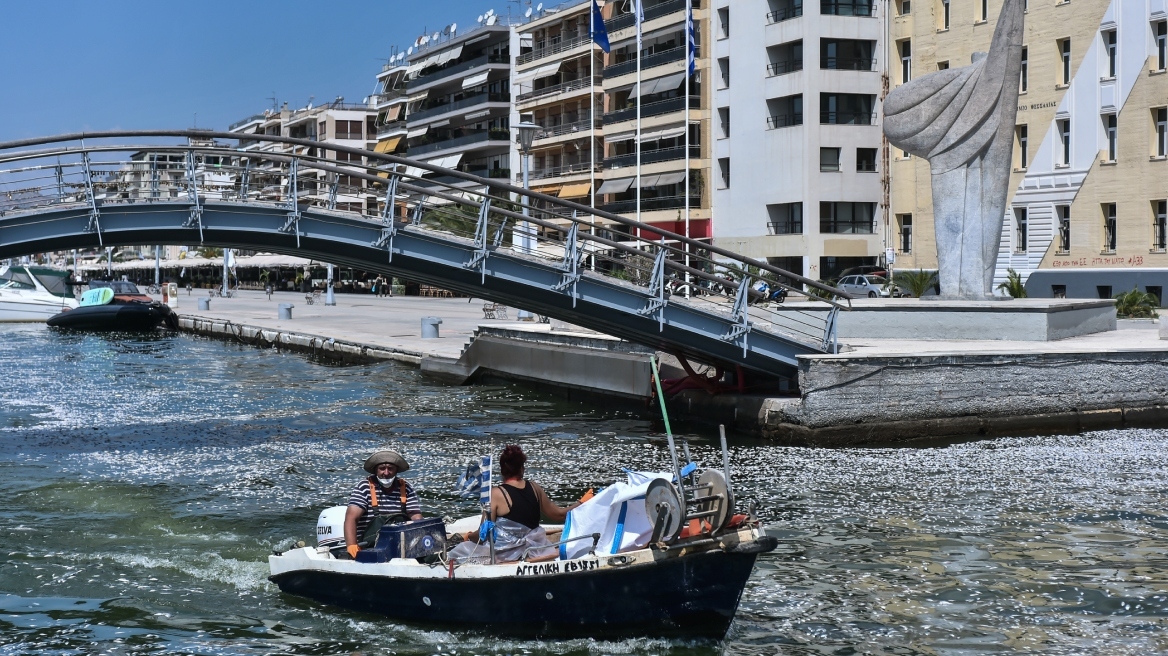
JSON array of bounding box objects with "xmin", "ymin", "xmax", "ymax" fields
[
  {"xmin": 47, "ymin": 280, "xmax": 177, "ymax": 331},
  {"xmin": 0, "ymin": 265, "xmax": 78, "ymax": 322}
]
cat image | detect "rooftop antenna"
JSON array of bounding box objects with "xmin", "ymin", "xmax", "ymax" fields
[{"xmin": 267, "ymin": 92, "xmax": 278, "ymax": 111}]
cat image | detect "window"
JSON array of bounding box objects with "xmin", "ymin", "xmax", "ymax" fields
[
  {"xmin": 1059, "ymin": 119, "xmax": 1071, "ymax": 165},
  {"xmin": 718, "ymin": 157, "xmax": 730, "ymax": 188},
  {"xmin": 1155, "ymin": 200, "xmax": 1167, "ymax": 250},
  {"xmin": 937, "ymin": 61, "xmax": 950, "ymax": 70},
  {"xmin": 1052, "ymin": 284, "xmax": 1067, "ymax": 298},
  {"xmin": 941, "ymin": 0, "xmax": 950, "ymax": 29},
  {"xmin": 1014, "ymin": 208, "xmax": 1028, "ymax": 252},
  {"xmin": 857, "ymin": 148, "xmax": 877, "ymax": 171},
  {"xmin": 898, "ymin": 0, "xmax": 910, "ymax": 14},
  {"xmin": 1016, "ymin": 124, "xmax": 1029, "ymax": 168},
  {"xmin": 766, "ymin": 94, "xmax": 803, "ymax": 128},
  {"xmin": 820, "ymin": 147, "xmax": 841, "ymax": 171},
  {"xmin": 1103, "ymin": 203, "xmax": 1117, "ymax": 251},
  {"xmin": 336, "ymin": 120, "xmax": 363, "ymax": 140},
  {"xmin": 767, "ymin": 203, "xmax": 804, "ymax": 234},
  {"xmin": 821, "ymin": 0, "xmax": 874, "ymax": 16},
  {"xmin": 1155, "ymin": 107, "xmax": 1167, "ymax": 157},
  {"xmin": 900, "ymin": 40, "xmax": 912, "ymax": 83},
  {"xmin": 767, "ymin": 40, "xmax": 804, "ymax": 75},
  {"xmin": 1104, "ymin": 114, "xmax": 1117, "ymax": 161},
  {"xmin": 718, "ymin": 57, "xmax": 730, "ymax": 87},
  {"xmin": 717, "ymin": 7, "xmax": 729, "ymax": 38},
  {"xmin": 1104, "ymin": 30, "xmax": 1117, "ymax": 78},
  {"xmin": 1157, "ymin": 21, "xmax": 1167, "ymax": 71},
  {"xmin": 1058, "ymin": 205, "xmax": 1071, "ymax": 251},
  {"xmin": 820, "ymin": 39, "xmax": 876, "ymax": 70},
  {"xmin": 1020, "ymin": 47, "xmax": 1028, "ymax": 92},
  {"xmin": 820, "ymin": 93, "xmax": 876, "ymax": 124},
  {"xmin": 820, "ymin": 202, "xmax": 876, "ymax": 233},
  {"xmin": 1059, "ymin": 39, "xmax": 1071, "ymax": 85},
  {"xmin": 718, "ymin": 107, "xmax": 730, "ymax": 138},
  {"xmin": 980, "ymin": 0, "xmax": 988, "ymax": 21},
  {"xmin": 318, "ymin": 121, "xmax": 327, "ymax": 139},
  {"xmin": 898, "ymin": 214, "xmax": 913, "ymax": 252},
  {"xmin": 1147, "ymin": 286, "xmax": 1163, "ymax": 306},
  {"xmin": 1097, "ymin": 285, "xmax": 1113, "ymax": 299},
  {"xmin": 767, "ymin": 256, "xmax": 804, "ymax": 278}
]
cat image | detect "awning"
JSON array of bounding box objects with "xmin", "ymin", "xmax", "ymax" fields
[
  {"xmin": 515, "ymin": 61, "xmax": 563, "ymax": 86},
  {"xmin": 604, "ymin": 129, "xmax": 636, "ymax": 143},
  {"xmin": 406, "ymin": 55, "xmax": 439, "ymax": 76},
  {"xmin": 652, "ymin": 171, "xmax": 688, "ymax": 186},
  {"xmin": 641, "ymin": 124, "xmax": 687, "ymax": 141},
  {"xmin": 423, "ymin": 153, "xmax": 464, "ymax": 169},
  {"xmin": 532, "ymin": 184, "xmax": 564, "ymax": 195},
  {"xmin": 628, "ymin": 72, "xmax": 686, "ymax": 99},
  {"xmin": 436, "ymin": 45, "xmax": 464, "ymax": 65},
  {"xmin": 558, "ymin": 182, "xmax": 592, "ymax": 198},
  {"xmin": 462, "ymin": 71, "xmax": 490, "ymax": 89},
  {"xmin": 407, "ymin": 125, "xmax": 430, "ymax": 138},
  {"xmin": 384, "ymin": 104, "xmax": 403, "ymax": 121},
  {"xmin": 407, "ymin": 90, "xmax": 430, "ymax": 104},
  {"xmin": 374, "ymin": 136, "xmax": 402, "ymax": 153},
  {"xmin": 464, "ymin": 109, "xmax": 492, "ymax": 120},
  {"xmin": 403, "ymin": 166, "xmax": 426, "ymax": 179},
  {"xmin": 597, "ymin": 177, "xmax": 634, "ymax": 194}
]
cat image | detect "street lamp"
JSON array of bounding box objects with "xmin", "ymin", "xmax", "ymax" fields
[{"xmin": 515, "ymin": 120, "xmax": 540, "ymax": 320}]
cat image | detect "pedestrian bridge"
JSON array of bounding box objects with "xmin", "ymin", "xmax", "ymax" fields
[{"xmin": 0, "ymin": 130, "xmax": 850, "ymax": 378}]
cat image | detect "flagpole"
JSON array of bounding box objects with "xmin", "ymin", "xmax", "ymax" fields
[
  {"xmin": 635, "ymin": 0, "xmax": 642, "ymax": 232},
  {"xmin": 589, "ymin": 4, "xmax": 597, "ymax": 271},
  {"xmin": 684, "ymin": 3, "xmax": 691, "ymax": 299}
]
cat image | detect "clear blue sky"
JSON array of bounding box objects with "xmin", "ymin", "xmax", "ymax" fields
[{"xmin": 0, "ymin": 0, "xmax": 508, "ymax": 141}]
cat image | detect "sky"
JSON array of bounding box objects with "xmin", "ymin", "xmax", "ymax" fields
[{"xmin": 0, "ymin": 0, "xmax": 519, "ymax": 141}]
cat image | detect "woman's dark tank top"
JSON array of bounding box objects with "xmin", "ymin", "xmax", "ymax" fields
[{"xmin": 500, "ymin": 481, "xmax": 541, "ymax": 529}]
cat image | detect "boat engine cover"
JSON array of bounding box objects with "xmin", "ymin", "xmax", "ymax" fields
[
  {"xmin": 316, "ymin": 506, "xmax": 347, "ymax": 549},
  {"xmin": 356, "ymin": 517, "xmax": 447, "ymax": 563}
]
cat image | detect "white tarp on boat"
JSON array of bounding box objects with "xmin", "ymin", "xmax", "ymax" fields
[{"xmin": 561, "ymin": 470, "xmax": 672, "ymax": 560}]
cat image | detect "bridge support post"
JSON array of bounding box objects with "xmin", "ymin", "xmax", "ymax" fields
[
  {"xmin": 182, "ymin": 150, "xmax": 204, "ymax": 242},
  {"xmin": 721, "ymin": 276, "xmax": 753, "ymax": 358},
  {"xmin": 464, "ymin": 198, "xmax": 493, "ymax": 283},
  {"xmin": 638, "ymin": 245, "xmax": 668, "ymax": 331},
  {"xmin": 370, "ymin": 175, "xmax": 399, "ymax": 262},
  {"xmin": 553, "ymin": 222, "xmax": 584, "ymax": 307},
  {"xmin": 279, "ymin": 158, "xmax": 302, "ymax": 247},
  {"xmin": 81, "ymin": 152, "xmax": 102, "ymax": 246}
]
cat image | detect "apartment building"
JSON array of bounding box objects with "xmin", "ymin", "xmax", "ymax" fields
[
  {"xmin": 710, "ymin": 0, "xmax": 886, "ymax": 282},
  {"xmin": 402, "ymin": 22, "xmax": 519, "ymax": 195},
  {"xmin": 372, "ymin": 62, "xmax": 410, "ymax": 161},
  {"xmin": 889, "ymin": 0, "xmax": 1168, "ymax": 300},
  {"xmin": 514, "ymin": 2, "xmax": 604, "ymax": 231},
  {"xmin": 595, "ymin": 0, "xmax": 713, "ymax": 243}
]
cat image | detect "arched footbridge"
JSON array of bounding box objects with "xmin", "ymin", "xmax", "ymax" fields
[{"xmin": 0, "ymin": 131, "xmax": 851, "ymax": 377}]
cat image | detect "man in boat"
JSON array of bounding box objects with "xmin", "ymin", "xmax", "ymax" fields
[{"xmin": 342, "ymin": 449, "xmax": 423, "ymax": 559}]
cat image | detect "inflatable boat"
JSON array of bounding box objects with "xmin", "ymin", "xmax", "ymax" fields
[{"xmin": 47, "ymin": 281, "xmax": 177, "ymax": 331}]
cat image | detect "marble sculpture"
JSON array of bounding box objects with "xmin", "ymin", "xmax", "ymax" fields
[{"xmin": 883, "ymin": 0, "xmax": 1025, "ymax": 299}]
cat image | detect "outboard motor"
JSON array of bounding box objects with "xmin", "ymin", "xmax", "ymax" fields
[{"xmin": 316, "ymin": 506, "xmax": 347, "ymax": 553}]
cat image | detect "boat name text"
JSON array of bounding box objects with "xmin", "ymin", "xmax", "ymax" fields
[{"xmin": 516, "ymin": 559, "xmax": 599, "ymax": 576}]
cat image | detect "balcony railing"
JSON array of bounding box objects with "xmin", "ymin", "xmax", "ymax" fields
[
  {"xmin": 604, "ymin": 145, "xmax": 701, "ymax": 169},
  {"xmin": 766, "ymin": 60, "xmax": 803, "ymax": 76},
  {"xmin": 375, "ymin": 122, "xmax": 407, "ymax": 139},
  {"xmin": 515, "ymin": 33, "xmax": 590, "ymax": 65},
  {"xmin": 766, "ymin": 5, "xmax": 803, "ymax": 23},
  {"xmin": 820, "ymin": 111, "xmax": 876, "ymax": 125},
  {"xmin": 229, "ymin": 113, "xmax": 269, "ymax": 131},
  {"xmin": 603, "ymin": 96, "xmax": 700, "ymax": 124},
  {"xmin": 410, "ymin": 93, "xmax": 510, "ymax": 123},
  {"xmin": 517, "ymin": 77, "xmax": 598, "ymax": 103},
  {"xmin": 821, "ymin": 57, "xmax": 876, "ymax": 70},
  {"xmin": 821, "ymin": 1, "xmax": 875, "ymax": 15},
  {"xmin": 409, "ymin": 129, "xmax": 511, "ymax": 156},
  {"xmin": 767, "ymin": 113, "xmax": 804, "ymax": 129},
  {"xmin": 604, "ymin": 45, "xmax": 691, "ymax": 78},
  {"xmin": 374, "ymin": 90, "xmax": 407, "ymax": 105},
  {"xmin": 768, "ymin": 221, "xmax": 803, "ymax": 235},
  {"xmin": 526, "ymin": 162, "xmax": 598, "ymax": 181},
  {"xmin": 598, "ymin": 194, "xmax": 702, "ymax": 213},
  {"xmin": 413, "ymin": 54, "xmax": 508, "ymax": 86},
  {"xmin": 535, "ymin": 116, "xmax": 597, "ymax": 140},
  {"xmin": 605, "ymin": 0, "xmax": 689, "ymax": 32}
]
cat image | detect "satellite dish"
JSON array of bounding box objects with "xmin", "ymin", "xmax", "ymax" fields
[
  {"xmin": 525, "ymin": 7, "xmax": 532, "ymax": 17},
  {"xmin": 537, "ymin": 2, "xmax": 543, "ymax": 10},
  {"xmin": 432, "ymin": 31, "xmax": 440, "ymax": 41},
  {"xmin": 407, "ymin": 46, "xmax": 414, "ymax": 55},
  {"xmin": 421, "ymin": 35, "xmax": 430, "ymax": 44},
  {"xmin": 486, "ymin": 8, "xmax": 495, "ymax": 16},
  {"xmin": 450, "ymin": 22, "xmax": 457, "ymax": 33},
  {"xmin": 486, "ymin": 14, "xmax": 497, "ymax": 24},
  {"xmin": 477, "ymin": 14, "xmax": 484, "ymax": 22},
  {"xmin": 443, "ymin": 24, "xmax": 450, "ymax": 35}
]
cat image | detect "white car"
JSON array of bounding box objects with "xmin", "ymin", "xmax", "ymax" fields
[{"xmin": 837, "ymin": 274, "xmax": 892, "ymax": 298}]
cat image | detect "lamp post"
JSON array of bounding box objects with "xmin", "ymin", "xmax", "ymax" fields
[
  {"xmin": 326, "ymin": 262, "xmax": 336, "ymax": 306},
  {"xmin": 515, "ymin": 119, "xmax": 540, "ymax": 320}
]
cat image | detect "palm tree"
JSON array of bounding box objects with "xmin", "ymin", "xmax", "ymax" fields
[
  {"xmin": 891, "ymin": 269, "xmax": 939, "ymax": 298},
  {"xmin": 1113, "ymin": 288, "xmax": 1159, "ymax": 318},
  {"xmin": 996, "ymin": 268, "xmax": 1027, "ymax": 298}
]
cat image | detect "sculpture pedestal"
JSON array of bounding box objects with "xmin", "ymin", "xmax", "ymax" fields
[{"xmin": 829, "ymin": 298, "xmax": 1116, "ymax": 341}]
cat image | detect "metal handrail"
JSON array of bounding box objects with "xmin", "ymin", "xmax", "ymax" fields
[
  {"xmin": 516, "ymin": 77, "xmax": 598, "ymax": 103},
  {"xmin": 766, "ymin": 60, "xmax": 803, "ymax": 76},
  {"xmin": 516, "ymin": 33, "xmax": 591, "ymax": 65}
]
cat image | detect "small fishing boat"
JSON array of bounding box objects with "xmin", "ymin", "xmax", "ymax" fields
[
  {"xmin": 0, "ymin": 265, "xmax": 78, "ymax": 322},
  {"xmin": 47, "ymin": 280, "xmax": 177, "ymax": 331}
]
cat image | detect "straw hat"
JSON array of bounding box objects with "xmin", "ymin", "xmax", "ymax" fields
[{"xmin": 363, "ymin": 449, "xmax": 410, "ymax": 474}]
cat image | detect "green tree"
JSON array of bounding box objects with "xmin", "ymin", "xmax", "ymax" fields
[
  {"xmin": 1113, "ymin": 288, "xmax": 1159, "ymax": 318},
  {"xmin": 196, "ymin": 246, "xmax": 224, "ymax": 258},
  {"xmin": 996, "ymin": 268, "xmax": 1027, "ymax": 298},
  {"xmin": 892, "ymin": 269, "xmax": 939, "ymax": 298}
]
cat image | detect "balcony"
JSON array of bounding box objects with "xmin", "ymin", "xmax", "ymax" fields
[
  {"xmin": 767, "ymin": 113, "xmax": 804, "ymax": 128},
  {"xmin": 766, "ymin": 60, "xmax": 803, "ymax": 76},
  {"xmin": 820, "ymin": 111, "xmax": 876, "ymax": 125},
  {"xmin": 604, "ymin": 145, "xmax": 701, "ymax": 169},
  {"xmin": 375, "ymin": 121, "xmax": 407, "ymax": 139},
  {"xmin": 410, "ymin": 93, "xmax": 510, "ymax": 123},
  {"xmin": 605, "ymin": 0, "xmax": 689, "ymax": 32},
  {"xmin": 229, "ymin": 113, "xmax": 268, "ymax": 131},
  {"xmin": 822, "ymin": 57, "xmax": 876, "ymax": 70},
  {"xmin": 604, "ymin": 45, "xmax": 690, "ymax": 78},
  {"xmin": 409, "ymin": 129, "xmax": 511, "ymax": 156},
  {"xmin": 821, "ymin": 0, "xmax": 875, "ymax": 15},
  {"xmin": 373, "ymin": 90, "xmax": 407, "ymax": 105},
  {"xmin": 534, "ymin": 116, "xmax": 597, "ymax": 141},
  {"xmin": 516, "ymin": 32, "xmax": 590, "ymax": 65},
  {"xmin": 417, "ymin": 167, "xmax": 512, "ymax": 187},
  {"xmin": 603, "ymin": 96, "xmax": 700, "ymax": 124},
  {"xmin": 766, "ymin": 5, "xmax": 803, "ymax": 23},
  {"xmin": 599, "ymin": 194, "xmax": 701, "ymax": 213},
  {"xmin": 526, "ymin": 162, "xmax": 598, "ymax": 181},
  {"xmin": 517, "ymin": 77, "xmax": 598, "ymax": 103},
  {"xmin": 413, "ymin": 54, "xmax": 508, "ymax": 87}
]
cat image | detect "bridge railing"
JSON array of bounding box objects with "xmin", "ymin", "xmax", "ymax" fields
[{"xmin": 0, "ymin": 131, "xmax": 851, "ymax": 355}]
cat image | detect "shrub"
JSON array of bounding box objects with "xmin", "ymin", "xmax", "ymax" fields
[
  {"xmin": 1113, "ymin": 288, "xmax": 1159, "ymax": 318},
  {"xmin": 891, "ymin": 269, "xmax": 939, "ymax": 298},
  {"xmin": 996, "ymin": 268, "xmax": 1027, "ymax": 298}
]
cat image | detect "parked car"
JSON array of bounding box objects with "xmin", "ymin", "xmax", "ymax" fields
[
  {"xmin": 837, "ymin": 265, "xmax": 888, "ymax": 280},
  {"xmin": 837, "ymin": 274, "xmax": 896, "ymax": 298}
]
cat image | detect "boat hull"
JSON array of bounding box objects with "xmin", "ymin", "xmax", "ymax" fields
[
  {"xmin": 47, "ymin": 303, "xmax": 175, "ymax": 331},
  {"xmin": 0, "ymin": 298, "xmax": 73, "ymax": 322},
  {"xmin": 270, "ymin": 542, "xmax": 768, "ymax": 639}
]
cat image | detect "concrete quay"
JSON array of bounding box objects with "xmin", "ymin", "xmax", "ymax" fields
[{"xmin": 168, "ymin": 290, "xmax": 1168, "ymax": 445}]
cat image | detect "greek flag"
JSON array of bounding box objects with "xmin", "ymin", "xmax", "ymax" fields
[
  {"xmin": 591, "ymin": 0, "xmax": 610, "ymax": 53},
  {"xmin": 685, "ymin": 1, "xmax": 697, "ymax": 76},
  {"xmin": 479, "ymin": 454, "xmax": 492, "ymax": 508},
  {"xmin": 632, "ymin": 0, "xmax": 644, "ymax": 47},
  {"xmin": 456, "ymin": 460, "xmax": 482, "ymax": 498}
]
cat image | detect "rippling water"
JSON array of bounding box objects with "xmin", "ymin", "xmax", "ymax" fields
[{"xmin": 1, "ymin": 324, "xmax": 1167, "ymax": 655}]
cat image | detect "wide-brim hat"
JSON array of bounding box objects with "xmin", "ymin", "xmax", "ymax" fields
[{"xmin": 363, "ymin": 449, "xmax": 410, "ymax": 474}]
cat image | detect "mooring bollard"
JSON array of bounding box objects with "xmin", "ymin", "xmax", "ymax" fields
[
  {"xmin": 279, "ymin": 304, "xmax": 294, "ymax": 320},
  {"xmin": 198, "ymin": 297, "xmax": 211, "ymax": 312},
  {"xmin": 421, "ymin": 316, "xmax": 442, "ymax": 339}
]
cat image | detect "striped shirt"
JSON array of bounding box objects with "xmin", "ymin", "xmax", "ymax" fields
[{"xmin": 348, "ymin": 478, "xmax": 422, "ymax": 538}]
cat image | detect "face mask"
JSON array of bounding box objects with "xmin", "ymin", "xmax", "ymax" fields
[{"xmin": 376, "ymin": 475, "xmax": 395, "ymax": 487}]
